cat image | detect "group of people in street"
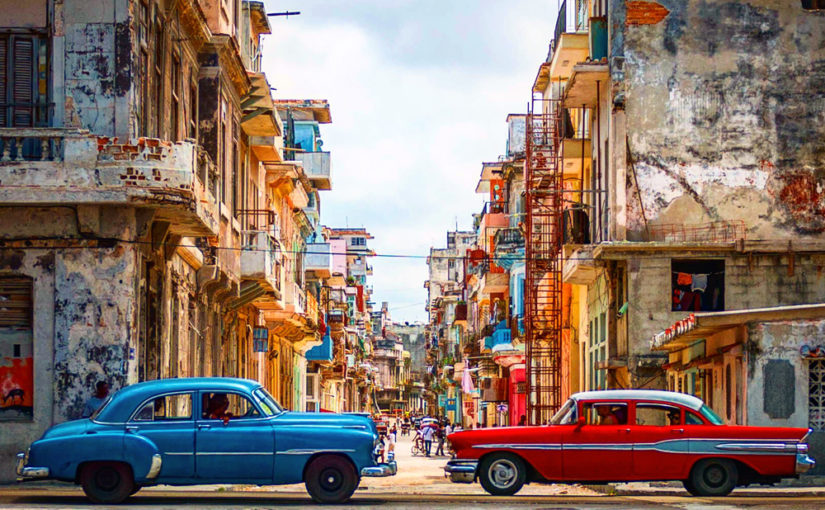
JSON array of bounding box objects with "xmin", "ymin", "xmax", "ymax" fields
[{"xmin": 414, "ymin": 417, "xmax": 459, "ymax": 457}]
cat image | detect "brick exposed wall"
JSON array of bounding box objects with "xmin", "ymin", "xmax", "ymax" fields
[{"xmin": 626, "ymin": 1, "xmax": 670, "ymax": 26}]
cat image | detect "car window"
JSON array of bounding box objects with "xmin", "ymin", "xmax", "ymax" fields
[
  {"xmin": 700, "ymin": 405, "xmax": 724, "ymax": 425},
  {"xmin": 550, "ymin": 399, "xmax": 577, "ymax": 425},
  {"xmin": 202, "ymin": 392, "xmax": 260, "ymax": 420},
  {"xmin": 635, "ymin": 404, "xmax": 680, "ymax": 426},
  {"xmin": 252, "ymin": 388, "xmax": 282, "ymax": 415},
  {"xmin": 133, "ymin": 393, "xmax": 193, "ymax": 422},
  {"xmin": 582, "ymin": 402, "xmax": 628, "ymax": 425},
  {"xmin": 686, "ymin": 411, "xmax": 704, "ymax": 425}
]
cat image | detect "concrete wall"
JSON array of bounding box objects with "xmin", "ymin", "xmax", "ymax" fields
[
  {"xmin": 620, "ymin": 0, "xmax": 825, "ymax": 239},
  {"xmin": 746, "ymin": 319, "xmax": 825, "ymax": 474},
  {"xmin": 627, "ymin": 253, "xmax": 825, "ymax": 384},
  {"xmin": 0, "ymin": 205, "xmax": 138, "ymax": 481}
]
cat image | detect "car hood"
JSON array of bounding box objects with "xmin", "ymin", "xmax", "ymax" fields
[
  {"xmin": 274, "ymin": 412, "xmax": 377, "ymax": 433},
  {"xmin": 40, "ymin": 419, "xmax": 89, "ymax": 440}
]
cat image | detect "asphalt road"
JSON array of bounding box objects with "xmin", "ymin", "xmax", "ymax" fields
[{"xmin": 2, "ymin": 487, "xmax": 825, "ymax": 509}]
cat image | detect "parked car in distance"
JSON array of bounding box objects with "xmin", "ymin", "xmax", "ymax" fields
[
  {"xmin": 445, "ymin": 390, "xmax": 814, "ymax": 497},
  {"xmin": 17, "ymin": 378, "xmax": 396, "ymax": 503}
]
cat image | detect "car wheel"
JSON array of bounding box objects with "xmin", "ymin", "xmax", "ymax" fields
[
  {"xmin": 305, "ymin": 455, "xmax": 359, "ymax": 504},
  {"xmin": 688, "ymin": 458, "xmax": 738, "ymax": 497},
  {"xmin": 80, "ymin": 461, "xmax": 135, "ymax": 504},
  {"xmin": 130, "ymin": 485, "xmax": 142, "ymax": 496},
  {"xmin": 682, "ymin": 478, "xmax": 701, "ymax": 496},
  {"xmin": 478, "ymin": 453, "xmax": 527, "ymax": 496}
]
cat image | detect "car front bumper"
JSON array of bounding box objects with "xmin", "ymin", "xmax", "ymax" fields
[
  {"xmin": 444, "ymin": 459, "xmax": 477, "ymax": 483},
  {"xmin": 16, "ymin": 452, "xmax": 49, "ymax": 482},
  {"xmin": 796, "ymin": 453, "xmax": 816, "ymax": 474},
  {"xmin": 361, "ymin": 461, "xmax": 397, "ymax": 477}
]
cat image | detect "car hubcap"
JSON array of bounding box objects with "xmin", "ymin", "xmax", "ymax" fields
[
  {"xmin": 489, "ymin": 459, "xmax": 517, "ymax": 489},
  {"xmin": 95, "ymin": 468, "xmax": 120, "ymax": 492},
  {"xmin": 319, "ymin": 468, "xmax": 343, "ymax": 492},
  {"xmin": 704, "ymin": 465, "xmax": 726, "ymax": 487}
]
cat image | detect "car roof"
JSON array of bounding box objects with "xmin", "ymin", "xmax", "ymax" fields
[
  {"xmin": 569, "ymin": 389, "xmax": 704, "ymax": 411},
  {"xmin": 95, "ymin": 377, "xmax": 262, "ymax": 422}
]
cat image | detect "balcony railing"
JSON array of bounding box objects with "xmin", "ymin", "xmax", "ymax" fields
[
  {"xmin": 494, "ymin": 227, "xmax": 524, "ymax": 248},
  {"xmin": 294, "ymin": 151, "xmax": 331, "ymax": 190},
  {"xmin": 305, "ymin": 242, "xmax": 331, "ymax": 277},
  {"xmin": 240, "ymin": 230, "xmax": 282, "ymax": 293},
  {"xmin": 0, "ymin": 128, "xmax": 219, "ymax": 236}
]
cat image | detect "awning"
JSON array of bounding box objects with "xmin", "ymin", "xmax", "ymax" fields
[{"xmin": 650, "ymin": 303, "xmax": 825, "ymax": 352}]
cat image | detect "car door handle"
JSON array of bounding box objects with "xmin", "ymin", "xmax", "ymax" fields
[
  {"xmin": 671, "ymin": 428, "xmax": 685, "ymax": 434},
  {"xmin": 126, "ymin": 425, "xmax": 139, "ymax": 433},
  {"xmin": 198, "ymin": 424, "xmax": 211, "ymax": 430},
  {"xmin": 621, "ymin": 428, "xmax": 631, "ymax": 433}
]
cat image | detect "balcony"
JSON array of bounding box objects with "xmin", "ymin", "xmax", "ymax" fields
[
  {"xmin": 294, "ymin": 151, "xmax": 331, "ymax": 190},
  {"xmin": 479, "ymin": 271, "xmax": 509, "ymax": 297},
  {"xmin": 0, "ymin": 128, "xmax": 219, "ymax": 236},
  {"xmin": 305, "ymin": 242, "xmax": 331, "ymax": 278},
  {"xmin": 548, "ymin": 0, "xmax": 589, "ymax": 82},
  {"xmin": 562, "ymin": 245, "xmax": 599, "ymax": 285},
  {"xmin": 240, "ymin": 230, "xmax": 282, "ymax": 300},
  {"xmin": 286, "ymin": 280, "xmax": 306, "ymax": 315},
  {"xmin": 563, "ymin": 62, "xmax": 609, "ymax": 109},
  {"xmin": 306, "ymin": 330, "xmax": 333, "ymax": 363}
]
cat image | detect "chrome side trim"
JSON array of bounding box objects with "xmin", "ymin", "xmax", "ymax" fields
[
  {"xmin": 472, "ymin": 443, "xmax": 562, "ymax": 450},
  {"xmin": 195, "ymin": 451, "xmax": 274, "ymax": 456},
  {"xmin": 275, "ymin": 424, "xmax": 367, "ymax": 430},
  {"xmin": 278, "ymin": 448, "xmax": 356, "ymax": 455},
  {"xmin": 146, "ymin": 454, "xmax": 162, "ymax": 479},
  {"xmin": 715, "ymin": 442, "xmax": 797, "ymax": 453},
  {"xmin": 164, "ymin": 452, "xmax": 194, "ymax": 456}
]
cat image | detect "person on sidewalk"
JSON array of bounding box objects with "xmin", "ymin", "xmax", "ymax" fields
[
  {"xmin": 435, "ymin": 422, "xmax": 446, "ymax": 456},
  {"xmin": 81, "ymin": 381, "xmax": 109, "ymax": 418},
  {"xmin": 421, "ymin": 422, "xmax": 435, "ymax": 456}
]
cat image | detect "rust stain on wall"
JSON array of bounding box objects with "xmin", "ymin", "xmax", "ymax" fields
[{"xmin": 626, "ymin": 1, "xmax": 670, "ymax": 26}]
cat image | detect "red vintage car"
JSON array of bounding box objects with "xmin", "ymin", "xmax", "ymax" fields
[{"xmin": 445, "ymin": 390, "xmax": 814, "ymax": 496}]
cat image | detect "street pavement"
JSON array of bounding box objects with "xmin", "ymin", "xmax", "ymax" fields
[{"xmin": 2, "ymin": 432, "xmax": 825, "ymax": 508}]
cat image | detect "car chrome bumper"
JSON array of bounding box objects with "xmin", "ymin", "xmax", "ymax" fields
[
  {"xmin": 444, "ymin": 459, "xmax": 477, "ymax": 483},
  {"xmin": 796, "ymin": 453, "xmax": 816, "ymax": 474},
  {"xmin": 16, "ymin": 452, "xmax": 49, "ymax": 482},
  {"xmin": 361, "ymin": 461, "xmax": 397, "ymax": 477}
]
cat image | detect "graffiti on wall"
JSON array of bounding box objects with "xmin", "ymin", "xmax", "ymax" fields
[{"xmin": 0, "ymin": 277, "xmax": 34, "ymax": 421}]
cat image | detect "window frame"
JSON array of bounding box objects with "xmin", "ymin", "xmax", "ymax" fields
[
  {"xmin": 633, "ymin": 402, "xmax": 682, "ymax": 427},
  {"xmin": 129, "ymin": 391, "xmax": 194, "ymax": 423},
  {"xmin": 198, "ymin": 390, "xmax": 265, "ymax": 422}
]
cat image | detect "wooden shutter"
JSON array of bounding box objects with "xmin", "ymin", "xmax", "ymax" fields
[
  {"xmin": 0, "ymin": 277, "xmax": 33, "ymax": 329},
  {"xmin": 12, "ymin": 37, "xmax": 34, "ymax": 127}
]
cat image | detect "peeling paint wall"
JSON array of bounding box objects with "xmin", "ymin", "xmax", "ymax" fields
[{"xmin": 622, "ymin": 0, "xmax": 825, "ymax": 239}]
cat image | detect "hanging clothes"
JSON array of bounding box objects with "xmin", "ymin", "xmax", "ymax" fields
[
  {"xmin": 691, "ymin": 274, "xmax": 708, "ymax": 293},
  {"xmin": 676, "ymin": 273, "xmax": 692, "ymax": 286}
]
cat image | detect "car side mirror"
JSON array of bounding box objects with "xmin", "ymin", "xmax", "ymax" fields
[{"xmin": 576, "ymin": 416, "xmax": 586, "ymax": 427}]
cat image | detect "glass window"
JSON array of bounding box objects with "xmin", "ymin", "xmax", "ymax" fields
[
  {"xmin": 550, "ymin": 398, "xmax": 577, "ymax": 425},
  {"xmin": 201, "ymin": 392, "xmax": 260, "ymax": 420},
  {"xmin": 582, "ymin": 402, "xmax": 628, "ymax": 425},
  {"xmin": 134, "ymin": 393, "xmax": 193, "ymax": 422},
  {"xmin": 253, "ymin": 388, "xmax": 282, "ymax": 416},
  {"xmin": 635, "ymin": 404, "xmax": 680, "ymax": 426},
  {"xmin": 686, "ymin": 411, "xmax": 704, "ymax": 425}
]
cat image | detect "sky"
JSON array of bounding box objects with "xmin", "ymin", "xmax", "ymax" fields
[{"xmin": 261, "ymin": 0, "xmax": 556, "ymax": 324}]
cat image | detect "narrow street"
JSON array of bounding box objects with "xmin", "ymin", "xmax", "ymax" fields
[{"xmin": 2, "ymin": 433, "xmax": 825, "ymax": 509}]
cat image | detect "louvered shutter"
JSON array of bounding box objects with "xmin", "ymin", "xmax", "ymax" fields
[
  {"xmin": 0, "ymin": 37, "xmax": 7, "ymax": 127},
  {"xmin": 12, "ymin": 37, "xmax": 34, "ymax": 127},
  {"xmin": 0, "ymin": 277, "xmax": 33, "ymax": 329}
]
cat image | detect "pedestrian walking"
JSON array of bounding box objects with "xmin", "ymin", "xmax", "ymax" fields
[
  {"xmin": 421, "ymin": 422, "xmax": 435, "ymax": 456},
  {"xmin": 81, "ymin": 380, "xmax": 109, "ymax": 418},
  {"xmin": 435, "ymin": 422, "xmax": 445, "ymax": 456}
]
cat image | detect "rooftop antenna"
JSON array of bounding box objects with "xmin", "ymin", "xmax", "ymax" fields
[{"xmin": 268, "ymin": 11, "xmax": 301, "ymax": 18}]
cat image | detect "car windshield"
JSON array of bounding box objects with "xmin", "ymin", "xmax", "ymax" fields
[
  {"xmin": 549, "ymin": 398, "xmax": 577, "ymax": 425},
  {"xmin": 253, "ymin": 388, "xmax": 283, "ymax": 416},
  {"xmin": 699, "ymin": 404, "xmax": 724, "ymax": 425}
]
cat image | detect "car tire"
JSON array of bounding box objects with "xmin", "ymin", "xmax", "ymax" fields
[
  {"xmin": 305, "ymin": 455, "xmax": 359, "ymax": 504},
  {"xmin": 478, "ymin": 453, "xmax": 527, "ymax": 496},
  {"xmin": 79, "ymin": 461, "xmax": 135, "ymax": 504},
  {"xmin": 688, "ymin": 458, "xmax": 738, "ymax": 497},
  {"xmin": 682, "ymin": 478, "xmax": 701, "ymax": 496}
]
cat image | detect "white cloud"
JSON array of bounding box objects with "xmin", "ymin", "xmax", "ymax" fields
[{"xmin": 261, "ymin": 0, "xmax": 554, "ymax": 322}]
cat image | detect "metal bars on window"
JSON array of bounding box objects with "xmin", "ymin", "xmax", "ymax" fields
[{"xmin": 809, "ymin": 359, "xmax": 825, "ymax": 431}]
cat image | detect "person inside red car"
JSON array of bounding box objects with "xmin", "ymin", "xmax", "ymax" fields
[{"xmin": 596, "ymin": 405, "xmax": 619, "ymax": 425}]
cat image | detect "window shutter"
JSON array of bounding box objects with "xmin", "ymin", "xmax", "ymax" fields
[
  {"xmin": 0, "ymin": 37, "xmax": 7, "ymax": 126},
  {"xmin": 12, "ymin": 37, "xmax": 34, "ymax": 127},
  {"xmin": 0, "ymin": 277, "xmax": 33, "ymax": 329}
]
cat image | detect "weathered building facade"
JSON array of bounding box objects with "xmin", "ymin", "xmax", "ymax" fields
[{"xmin": 0, "ymin": 0, "xmax": 342, "ymax": 480}]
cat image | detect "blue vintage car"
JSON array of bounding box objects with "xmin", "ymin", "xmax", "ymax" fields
[{"xmin": 16, "ymin": 378, "xmax": 396, "ymax": 503}]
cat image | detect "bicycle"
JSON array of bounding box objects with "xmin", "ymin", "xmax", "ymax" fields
[{"xmin": 411, "ymin": 434, "xmax": 424, "ymax": 456}]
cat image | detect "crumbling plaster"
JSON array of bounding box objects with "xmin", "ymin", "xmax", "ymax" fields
[{"xmin": 622, "ymin": 0, "xmax": 825, "ymax": 238}]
